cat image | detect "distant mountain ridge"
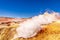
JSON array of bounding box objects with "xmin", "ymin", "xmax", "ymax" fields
[{"xmin": 0, "ymin": 17, "xmax": 28, "ymax": 22}]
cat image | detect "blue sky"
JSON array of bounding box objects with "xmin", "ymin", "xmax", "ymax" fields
[{"xmin": 0, "ymin": 0, "xmax": 60, "ymax": 18}]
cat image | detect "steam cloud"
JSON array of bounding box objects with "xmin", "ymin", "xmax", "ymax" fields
[{"xmin": 14, "ymin": 11, "xmax": 60, "ymax": 39}]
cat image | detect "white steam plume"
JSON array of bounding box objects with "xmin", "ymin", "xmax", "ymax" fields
[{"xmin": 13, "ymin": 11, "xmax": 60, "ymax": 39}]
